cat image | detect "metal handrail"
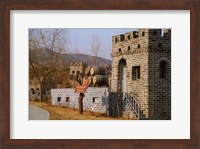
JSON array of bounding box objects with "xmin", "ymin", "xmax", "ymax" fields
[{"xmin": 123, "ymin": 92, "xmax": 140, "ymax": 119}]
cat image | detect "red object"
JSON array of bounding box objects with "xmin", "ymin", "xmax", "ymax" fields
[{"xmin": 74, "ymin": 78, "xmax": 89, "ymax": 93}]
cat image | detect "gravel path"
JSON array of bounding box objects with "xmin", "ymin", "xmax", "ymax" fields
[{"xmin": 29, "ymin": 105, "xmax": 50, "ymax": 120}]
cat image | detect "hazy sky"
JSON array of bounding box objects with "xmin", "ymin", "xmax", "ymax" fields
[{"xmin": 67, "ymin": 29, "xmax": 137, "ymax": 60}]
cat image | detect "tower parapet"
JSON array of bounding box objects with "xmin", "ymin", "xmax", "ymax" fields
[{"xmin": 111, "ymin": 29, "xmax": 171, "ymax": 57}]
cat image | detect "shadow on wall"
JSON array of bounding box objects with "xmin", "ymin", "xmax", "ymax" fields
[
  {"xmin": 101, "ymin": 89, "xmax": 109, "ymax": 114},
  {"xmin": 108, "ymin": 92, "xmax": 123, "ymax": 118},
  {"xmin": 148, "ymin": 52, "xmax": 171, "ymax": 120}
]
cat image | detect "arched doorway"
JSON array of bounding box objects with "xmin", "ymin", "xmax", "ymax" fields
[{"xmin": 118, "ymin": 59, "xmax": 126, "ymax": 93}]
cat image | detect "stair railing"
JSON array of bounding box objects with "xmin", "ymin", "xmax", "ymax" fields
[{"xmin": 123, "ymin": 92, "xmax": 140, "ymax": 120}]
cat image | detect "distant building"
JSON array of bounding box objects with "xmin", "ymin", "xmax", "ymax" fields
[
  {"xmin": 69, "ymin": 62, "xmax": 86, "ymax": 76},
  {"xmin": 29, "ymin": 77, "xmax": 41, "ymax": 101}
]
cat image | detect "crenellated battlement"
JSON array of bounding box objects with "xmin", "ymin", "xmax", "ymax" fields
[
  {"xmin": 148, "ymin": 29, "xmax": 171, "ymax": 50},
  {"xmin": 112, "ymin": 29, "xmax": 171, "ymax": 57}
]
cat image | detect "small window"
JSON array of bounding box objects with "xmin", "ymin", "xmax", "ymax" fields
[
  {"xmin": 72, "ymin": 71, "xmax": 75, "ymax": 74},
  {"xmin": 128, "ymin": 46, "xmax": 131, "ymax": 50},
  {"xmin": 57, "ymin": 97, "xmax": 61, "ymax": 102},
  {"xmin": 160, "ymin": 61, "xmax": 167, "ymax": 78},
  {"xmin": 133, "ymin": 32, "xmax": 138, "ymax": 38},
  {"xmin": 115, "ymin": 38, "xmax": 118, "ymax": 43},
  {"xmin": 153, "ymin": 31, "xmax": 156, "ymax": 36},
  {"xmin": 66, "ymin": 97, "xmax": 70, "ymax": 102},
  {"xmin": 120, "ymin": 35, "xmax": 125, "ymax": 41},
  {"xmin": 127, "ymin": 35, "xmax": 131, "ymax": 40},
  {"xmin": 138, "ymin": 44, "xmax": 140, "ymax": 49},
  {"xmin": 132, "ymin": 66, "xmax": 140, "ymax": 80},
  {"xmin": 119, "ymin": 48, "xmax": 121, "ymax": 53},
  {"xmin": 30, "ymin": 88, "xmax": 35, "ymax": 94},
  {"xmin": 93, "ymin": 97, "xmax": 97, "ymax": 103},
  {"xmin": 142, "ymin": 32, "xmax": 145, "ymax": 36},
  {"xmin": 159, "ymin": 43, "xmax": 162, "ymax": 48}
]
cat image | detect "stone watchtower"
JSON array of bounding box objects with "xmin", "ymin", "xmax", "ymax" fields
[{"xmin": 111, "ymin": 29, "xmax": 171, "ymax": 119}]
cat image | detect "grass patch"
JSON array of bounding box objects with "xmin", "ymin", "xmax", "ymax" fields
[{"xmin": 30, "ymin": 102, "xmax": 136, "ymax": 120}]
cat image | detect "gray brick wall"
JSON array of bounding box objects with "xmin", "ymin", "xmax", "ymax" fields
[{"xmin": 51, "ymin": 87, "xmax": 109, "ymax": 114}]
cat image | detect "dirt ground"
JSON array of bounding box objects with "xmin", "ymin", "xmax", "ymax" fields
[{"xmin": 30, "ymin": 101, "xmax": 136, "ymax": 120}]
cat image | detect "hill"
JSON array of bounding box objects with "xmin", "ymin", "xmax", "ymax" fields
[
  {"xmin": 29, "ymin": 48, "xmax": 112, "ymax": 67},
  {"xmin": 62, "ymin": 53, "xmax": 112, "ymax": 67}
]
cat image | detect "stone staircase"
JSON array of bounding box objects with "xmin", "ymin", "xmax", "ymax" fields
[
  {"xmin": 122, "ymin": 93, "xmax": 140, "ymax": 119},
  {"xmin": 123, "ymin": 93, "xmax": 146, "ymax": 120},
  {"xmin": 109, "ymin": 92, "xmax": 146, "ymax": 119}
]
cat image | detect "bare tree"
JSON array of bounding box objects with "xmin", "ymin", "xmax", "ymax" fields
[
  {"xmin": 90, "ymin": 34, "xmax": 102, "ymax": 65},
  {"xmin": 73, "ymin": 39, "xmax": 81, "ymax": 54},
  {"xmin": 29, "ymin": 29, "xmax": 68, "ymax": 101}
]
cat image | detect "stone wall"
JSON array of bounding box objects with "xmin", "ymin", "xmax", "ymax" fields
[
  {"xmin": 148, "ymin": 51, "xmax": 171, "ymax": 119},
  {"xmin": 111, "ymin": 52, "xmax": 149, "ymax": 117},
  {"xmin": 148, "ymin": 29, "xmax": 171, "ymax": 119},
  {"xmin": 111, "ymin": 29, "xmax": 150, "ymax": 118},
  {"xmin": 51, "ymin": 87, "xmax": 109, "ymax": 113}
]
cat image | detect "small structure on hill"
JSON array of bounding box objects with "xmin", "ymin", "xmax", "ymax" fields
[{"xmin": 69, "ymin": 62, "xmax": 87, "ymax": 76}]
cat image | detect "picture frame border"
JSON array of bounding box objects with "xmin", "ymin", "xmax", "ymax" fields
[{"xmin": 0, "ymin": 0, "xmax": 199, "ymax": 148}]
